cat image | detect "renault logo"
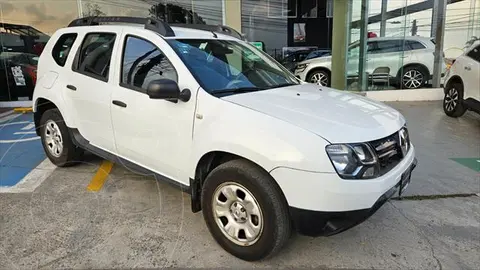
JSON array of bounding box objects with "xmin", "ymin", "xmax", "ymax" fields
[{"xmin": 399, "ymin": 128, "xmax": 409, "ymax": 157}]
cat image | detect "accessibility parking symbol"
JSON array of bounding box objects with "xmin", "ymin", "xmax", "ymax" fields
[{"xmin": 0, "ymin": 113, "xmax": 47, "ymax": 188}]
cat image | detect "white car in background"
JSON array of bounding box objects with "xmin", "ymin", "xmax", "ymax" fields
[
  {"xmin": 443, "ymin": 40, "xmax": 480, "ymax": 117},
  {"xmin": 295, "ymin": 36, "xmax": 445, "ymax": 89}
]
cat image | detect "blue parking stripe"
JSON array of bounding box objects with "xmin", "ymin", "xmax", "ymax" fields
[{"xmin": 0, "ymin": 113, "xmax": 46, "ymax": 187}]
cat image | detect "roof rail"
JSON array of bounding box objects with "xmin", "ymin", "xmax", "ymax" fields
[
  {"xmin": 67, "ymin": 16, "xmax": 175, "ymax": 37},
  {"xmin": 169, "ymin": 23, "xmax": 245, "ymax": 40}
]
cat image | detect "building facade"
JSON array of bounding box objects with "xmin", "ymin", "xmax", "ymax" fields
[{"xmin": 0, "ymin": 0, "xmax": 479, "ymax": 102}]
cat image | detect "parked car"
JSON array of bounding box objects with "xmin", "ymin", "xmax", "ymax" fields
[
  {"xmin": 443, "ymin": 40, "xmax": 480, "ymax": 117},
  {"xmin": 33, "ymin": 17, "xmax": 417, "ymax": 261},
  {"xmin": 294, "ymin": 36, "xmax": 445, "ymax": 89},
  {"xmin": 279, "ymin": 49, "xmax": 312, "ymax": 72},
  {"xmin": 0, "ymin": 52, "xmax": 38, "ymax": 101}
]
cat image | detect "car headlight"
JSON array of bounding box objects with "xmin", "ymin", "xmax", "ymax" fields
[
  {"xmin": 295, "ymin": 63, "xmax": 309, "ymax": 72},
  {"xmin": 325, "ymin": 143, "xmax": 379, "ymax": 179}
]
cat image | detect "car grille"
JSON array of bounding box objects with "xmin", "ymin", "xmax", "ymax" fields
[{"xmin": 367, "ymin": 128, "xmax": 410, "ymax": 176}]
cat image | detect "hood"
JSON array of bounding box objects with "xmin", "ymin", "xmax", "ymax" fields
[{"xmin": 221, "ymin": 84, "xmax": 405, "ymax": 143}]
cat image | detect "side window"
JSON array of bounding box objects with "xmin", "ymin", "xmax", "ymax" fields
[
  {"xmin": 406, "ymin": 40, "xmax": 426, "ymax": 51},
  {"xmin": 74, "ymin": 33, "xmax": 116, "ymax": 81},
  {"xmin": 52, "ymin": 33, "xmax": 77, "ymax": 67},
  {"xmin": 121, "ymin": 36, "xmax": 177, "ymax": 92},
  {"xmin": 373, "ymin": 40, "xmax": 402, "ymax": 54},
  {"xmin": 467, "ymin": 45, "xmax": 480, "ymax": 62}
]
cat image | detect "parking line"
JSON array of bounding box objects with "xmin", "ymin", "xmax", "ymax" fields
[{"xmin": 87, "ymin": 160, "xmax": 114, "ymax": 192}]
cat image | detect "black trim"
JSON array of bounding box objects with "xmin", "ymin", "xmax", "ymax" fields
[
  {"xmin": 465, "ymin": 98, "xmax": 480, "ymax": 113},
  {"xmin": 68, "ymin": 16, "xmax": 175, "ymax": 37},
  {"xmin": 68, "ymin": 128, "xmax": 190, "ymax": 193},
  {"xmin": 290, "ymin": 158, "xmax": 418, "ymax": 237}
]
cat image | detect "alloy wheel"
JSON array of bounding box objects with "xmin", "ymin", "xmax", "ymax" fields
[
  {"xmin": 44, "ymin": 120, "xmax": 63, "ymax": 158},
  {"xmin": 402, "ymin": 69, "xmax": 424, "ymax": 89},
  {"xmin": 310, "ymin": 72, "xmax": 329, "ymax": 86},
  {"xmin": 444, "ymin": 87, "xmax": 459, "ymax": 112},
  {"xmin": 212, "ymin": 182, "xmax": 264, "ymax": 246}
]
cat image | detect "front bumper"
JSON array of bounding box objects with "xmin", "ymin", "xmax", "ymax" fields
[{"xmin": 290, "ymin": 158, "xmax": 418, "ymax": 237}]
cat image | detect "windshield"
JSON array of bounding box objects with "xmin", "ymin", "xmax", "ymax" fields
[{"xmin": 167, "ymin": 39, "xmax": 300, "ymax": 95}]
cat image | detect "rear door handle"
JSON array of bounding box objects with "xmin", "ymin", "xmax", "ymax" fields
[
  {"xmin": 112, "ymin": 100, "xmax": 127, "ymax": 108},
  {"xmin": 66, "ymin": 85, "xmax": 77, "ymax": 91},
  {"xmin": 465, "ymin": 66, "xmax": 471, "ymax": 71}
]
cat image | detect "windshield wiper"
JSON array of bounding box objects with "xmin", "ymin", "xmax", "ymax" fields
[
  {"xmin": 211, "ymin": 87, "xmax": 265, "ymax": 96},
  {"xmin": 265, "ymin": 82, "xmax": 298, "ymax": 89}
]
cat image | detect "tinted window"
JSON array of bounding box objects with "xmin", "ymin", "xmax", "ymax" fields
[
  {"xmin": 467, "ymin": 45, "xmax": 480, "ymax": 62},
  {"xmin": 121, "ymin": 36, "xmax": 177, "ymax": 92},
  {"xmin": 372, "ymin": 40, "xmax": 403, "ymax": 54},
  {"xmin": 75, "ymin": 33, "xmax": 116, "ymax": 81},
  {"xmin": 52, "ymin": 33, "xmax": 77, "ymax": 67},
  {"xmin": 406, "ymin": 40, "xmax": 426, "ymax": 51}
]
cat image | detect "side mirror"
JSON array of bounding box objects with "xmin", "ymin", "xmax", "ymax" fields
[{"xmin": 146, "ymin": 79, "xmax": 191, "ymax": 103}]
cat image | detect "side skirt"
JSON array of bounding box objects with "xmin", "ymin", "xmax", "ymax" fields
[{"xmin": 68, "ymin": 128, "xmax": 191, "ymax": 195}]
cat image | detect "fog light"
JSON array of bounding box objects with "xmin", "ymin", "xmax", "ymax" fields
[{"xmin": 362, "ymin": 167, "xmax": 376, "ymax": 178}]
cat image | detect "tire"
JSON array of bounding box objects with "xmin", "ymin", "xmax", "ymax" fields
[
  {"xmin": 443, "ymin": 82, "xmax": 467, "ymax": 117},
  {"xmin": 307, "ymin": 69, "xmax": 330, "ymax": 87},
  {"xmin": 400, "ymin": 66, "xmax": 427, "ymax": 89},
  {"xmin": 39, "ymin": 109, "xmax": 83, "ymax": 167},
  {"xmin": 201, "ymin": 159, "xmax": 291, "ymax": 261}
]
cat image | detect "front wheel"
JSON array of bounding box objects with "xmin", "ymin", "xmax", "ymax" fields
[
  {"xmin": 307, "ymin": 70, "xmax": 330, "ymax": 86},
  {"xmin": 201, "ymin": 159, "xmax": 291, "ymax": 261},
  {"xmin": 443, "ymin": 83, "xmax": 467, "ymax": 117}
]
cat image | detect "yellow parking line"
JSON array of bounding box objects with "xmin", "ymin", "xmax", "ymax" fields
[
  {"xmin": 13, "ymin": 107, "xmax": 33, "ymax": 113},
  {"xmin": 87, "ymin": 160, "xmax": 114, "ymax": 192}
]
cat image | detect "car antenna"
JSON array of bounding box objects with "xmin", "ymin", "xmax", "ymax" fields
[{"xmin": 211, "ymin": 31, "xmax": 218, "ymax": 38}]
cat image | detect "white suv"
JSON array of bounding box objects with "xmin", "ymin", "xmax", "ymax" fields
[
  {"xmin": 295, "ymin": 36, "xmax": 444, "ymax": 89},
  {"xmin": 443, "ymin": 40, "xmax": 480, "ymax": 117},
  {"xmin": 33, "ymin": 17, "xmax": 417, "ymax": 261}
]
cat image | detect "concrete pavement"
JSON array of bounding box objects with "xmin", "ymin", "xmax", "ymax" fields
[{"xmin": 0, "ymin": 101, "xmax": 479, "ymax": 269}]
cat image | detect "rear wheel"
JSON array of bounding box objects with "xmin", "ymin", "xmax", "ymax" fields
[
  {"xmin": 39, "ymin": 109, "xmax": 83, "ymax": 166},
  {"xmin": 443, "ymin": 82, "xmax": 467, "ymax": 117},
  {"xmin": 401, "ymin": 66, "xmax": 427, "ymax": 89},
  {"xmin": 201, "ymin": 159, "xmax": 291, "ymax": 261},
  {"xmin": 307, "ymin": 70, "xmax": 330, "ymax": 86}
]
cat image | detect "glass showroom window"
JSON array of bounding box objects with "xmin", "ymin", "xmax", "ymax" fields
[{"xmin": 0, "ymin": 0, "xmax": 78, "ymax": 101}]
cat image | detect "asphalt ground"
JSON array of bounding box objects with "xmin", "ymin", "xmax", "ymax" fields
[{"xmin": 0, "ymin": 101, "xmax": 479, "ymax": 269}]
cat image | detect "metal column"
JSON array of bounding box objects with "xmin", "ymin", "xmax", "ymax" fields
[
  {"xmin": 358, "ymin": 0, "xmax": 369, "ymax": 91},
  {"xmin": 432, "ymin": 0, "xmax": 447, "ymax": 87},
  {"xmin": 380, "ymin": 0, "xmax": 388, "ymax": 37},
  {"xmin": 331, "ymin": 0, "xmax": 349, "ymax": 90}
]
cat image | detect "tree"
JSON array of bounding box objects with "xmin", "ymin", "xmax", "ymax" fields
[
  {"xmin": 84, "ymin": 2, "xmax": 106, "ymax": 17},
  {"xmin": 148, "ymin": 3, "xmax": 205, "ymax": 24}
]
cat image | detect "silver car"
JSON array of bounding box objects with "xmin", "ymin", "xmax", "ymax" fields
[{"xmin": 294, "ymin": 36, "xmax": 445, "ymax": 89}]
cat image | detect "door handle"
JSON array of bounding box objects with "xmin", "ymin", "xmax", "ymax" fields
[
  {"xmin": 66, "ymin": 84, "xmax": 77, "ymax": 91},
  {"xmin": 112, "ymin": 100, "xmax": 127, "ymax": 108},
  {"xmin": 465, "ymin": 66, "xmax": 471, "ymax": 71}
]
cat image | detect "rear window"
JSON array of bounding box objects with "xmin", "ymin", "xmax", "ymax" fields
[
  {"xmin": 406, "ymin": 40, "xmax": 426, "ymax": 50},
  {"xmin": 73, "ymin": 32, "xmax": 116, "ymax": 81},
  {"xmin": 466, "ymin": 45, "xmax": 480, "ymax": 62},
  {"xmin": 52, "ymin": 33, "xmax": 77, "ymax": 67}
]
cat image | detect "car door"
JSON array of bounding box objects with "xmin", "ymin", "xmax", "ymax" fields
[
  {"xmin": 346, "ymin": 41, "xmax": 375, "ymax": 77},
  {"xmin": 110, "ymin": 30, "xmax": 199, "ymax": 185},
  {"xmin": 64, "ymin": 31, "xmax": 119, "ymax": 153},
  {"xmin": 463, "ymin": 44, "xmax": 480, "ymax": 100},
  {"xmin": 369, "ymin": 40, "xmax": 406, "ymax": 76}
]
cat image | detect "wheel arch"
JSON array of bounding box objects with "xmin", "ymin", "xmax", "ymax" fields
[
  {"xmin": 444, "ymin": 75, "xmax": 464, "ymax": 94},
  {"xmin": 33, "ymin": 97, "xmax": 58, "ymax": 136},
  {"xmin": 190, "ymin": 150, "xmax": 286, "ymax": 213},
  {"xmin": 396, "ymin": 63, "xmax": 430, "ymax": 80},
  {"xmin": 306, "ymin": 67, "xmax": 331, "ymax": 81}
]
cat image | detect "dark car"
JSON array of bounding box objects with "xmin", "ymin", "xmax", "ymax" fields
[
  {"xmin": 304, "ymin": 49, "xmax": 331, "ymax": 60},
  {"xmin": 280, "ymin": 50, "xmax": 312, "ymax": 72},
  {"xmin": 0, "ymin": 52, "xmax": 38, "ymax": 101}
]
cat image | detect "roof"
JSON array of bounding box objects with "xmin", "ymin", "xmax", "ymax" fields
[{"xmin": 367, "ymin": 36, "xmax": 433, "ymax": 42}]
